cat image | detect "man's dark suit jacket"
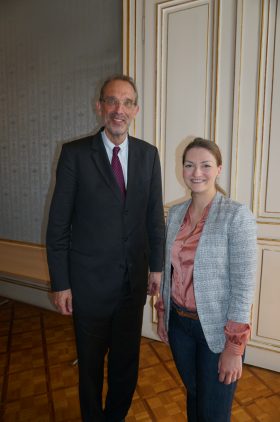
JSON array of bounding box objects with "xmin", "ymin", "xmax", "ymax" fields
[{"xmin": 46, "ymin": 129, "xmax": 165, "ymax": 317}]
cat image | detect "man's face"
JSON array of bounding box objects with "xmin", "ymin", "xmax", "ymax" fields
[{"xmin": 96, "ymin": 80, "xmax": 139, "ymax": 145}]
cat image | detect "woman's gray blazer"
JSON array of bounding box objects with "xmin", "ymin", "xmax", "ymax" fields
[{"xmin": 161, "ymin": 192, "xmax": 257, "ymax": 353}]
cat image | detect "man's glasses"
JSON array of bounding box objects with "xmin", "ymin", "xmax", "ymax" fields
[{"xmin": 100, "ymin": 97, "xmax": 137, "ymax": 110}]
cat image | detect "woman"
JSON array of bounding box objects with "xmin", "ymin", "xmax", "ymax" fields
[{"xmin": 156, "ymin": 138, "xmax": 257, "ymax": 421}]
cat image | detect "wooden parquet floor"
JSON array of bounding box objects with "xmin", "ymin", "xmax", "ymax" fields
[{"xmin": 0, "ymin": 298, "xmax": 280, "ymax": 421}]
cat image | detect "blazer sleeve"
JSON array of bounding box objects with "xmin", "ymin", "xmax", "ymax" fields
[
  {"xmin": 46, "ymin": 144, "xmax": 77, "ymax": 291},
  {"xmin": 146, "ymin": 149, "xmax": 165, "ymax": 272},
  {"xmin": 227, "ymin": 204, "xmax": 257, "ymax": 322}
]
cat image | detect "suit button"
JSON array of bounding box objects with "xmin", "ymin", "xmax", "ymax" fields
[{"xmin": 123, "ymin": 236, "xmax": 128, "ymax": 241}]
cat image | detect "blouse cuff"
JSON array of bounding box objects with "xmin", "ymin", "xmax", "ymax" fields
[{"xmin": 224, "ymin": 320, "xmax": 251, "ymax": 356}]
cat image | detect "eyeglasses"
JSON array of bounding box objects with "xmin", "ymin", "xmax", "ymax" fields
[{"xmin": 100, "ymin": 97, "xmax": 137, "ymax": 109}]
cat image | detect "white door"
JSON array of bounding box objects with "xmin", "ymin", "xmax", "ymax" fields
[{"xmin": 123, "ymin": 0, "xmax": 280, "ymax": 371}]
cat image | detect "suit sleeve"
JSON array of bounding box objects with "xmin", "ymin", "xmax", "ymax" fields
[
  {"xmin": 227, "ymin": 205, "xmax": 257, "ymax": 322},
  {"xmin": 46, "ymin": 145, "xmax": 77, "ymax": 291},
  {"xmin": 146, "ymin": 149, "xmax": 165, "ymax": 272}
]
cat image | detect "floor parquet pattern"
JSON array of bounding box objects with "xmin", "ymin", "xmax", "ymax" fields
[{"xmin": 0, "ymin": 298, "xmax": 279, "ymax": 421}]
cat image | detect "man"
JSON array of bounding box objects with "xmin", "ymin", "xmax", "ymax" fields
[{"xmin": 46, "ymin": 75, "xmax": 164, "ymax": 421}]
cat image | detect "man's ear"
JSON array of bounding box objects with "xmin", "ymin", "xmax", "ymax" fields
[
  {"xmin": 131, "ymin": 104, "xmax": 139, "ymax": 120},
  {"xmin": 95, "ymin": 100, "xmax": 102, "ymax": 116}
]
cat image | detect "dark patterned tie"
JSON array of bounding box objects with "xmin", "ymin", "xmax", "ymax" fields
[{"xmin": 111, "ymin": 146, "xmax": 126, "ymax": 198}]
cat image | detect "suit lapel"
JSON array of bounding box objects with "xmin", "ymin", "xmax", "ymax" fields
[
  {"xmin": 126, "ymin": 136, "xmax": 136, "ymax": 199},
  {"xmin": 125, "ymin": 135, "xmax": 144, "ymax": 206},
  {"xmin": 90, "ymin": 130, "xmax": 123, "ymax": 201}
]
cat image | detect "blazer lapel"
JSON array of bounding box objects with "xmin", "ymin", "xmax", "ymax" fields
[
  {"xmin": 168, "ymin": 201, "xmax": 191, "ymax": 245},
  {"xmin": 90, "ymin": 130, "xmax": 123, "ymax": 201},
  {"xmin": 176, "ymin": 202, "xmax": 190, "ymax": 226}
]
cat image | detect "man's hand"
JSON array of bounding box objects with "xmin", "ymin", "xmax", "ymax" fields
[
  {"xmin": 52, "ymin": 289, "xmax": 73, "ymax": 315},
  {"xmin": 147, "ymin": 272, "xmax": 162, "ymax": 296},
  {"xmin": 218, "ymin": 348, "xmax": 242, "ymax": 384}
]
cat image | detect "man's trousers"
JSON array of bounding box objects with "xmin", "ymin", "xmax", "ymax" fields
[{"xmin": 73, "ymin": 280, "xmax": 144, "ymax": 422}]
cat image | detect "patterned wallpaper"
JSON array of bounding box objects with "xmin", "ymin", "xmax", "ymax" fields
[{"xmin": 0, "ymin": 0, "xmax": 122, "ymax": 244}]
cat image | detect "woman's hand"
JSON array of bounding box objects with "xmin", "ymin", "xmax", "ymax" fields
[
  {"xmin": 157, "ymin": 312, "xmax": 169, "ymax": 344},
  {"xmin": 218, "ymin": 348, "xmax": 242, "ymax": 384}
]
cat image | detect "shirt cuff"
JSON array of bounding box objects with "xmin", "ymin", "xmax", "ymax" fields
[{"xmin": 224, "ymin": 320, "xmax": 251, "ymax": 356}]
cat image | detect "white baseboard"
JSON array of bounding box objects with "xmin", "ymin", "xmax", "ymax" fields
[{"xmin": 245, "ymin": 344, "xmax": 280, "ymax": 372}]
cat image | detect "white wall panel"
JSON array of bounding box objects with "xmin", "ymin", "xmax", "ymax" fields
[
  {"xmin": 249, "ymin": 242, "xmax": 280, "ymax": 370},
  {"xmin": 257, "ymin": 249, "xmax": 280, "ymax": 340},
  {"xmin": 163, "ymin": 3, "xmax": 211, "ymax": 203},
  {"xmin": 263, "ymin": 3, "xmax": 280, "ymax": 213},
  {"xmin": 215, "ymin": 0, "xmax": 237, "ymax": 194},
  {"xmin": 251, "ymin": 0, "xmax": 280, "ymax": 252},
  {"xmin": 231, "ymin": 0, "xmax": 262, "ymax": 208},
  {"xmin": 156, "ymin": 0, "xmax": 217, "ymax": 204},
  {"xmin": 124, "ymin": 1, "xmax": 280, "ymax": 369}
]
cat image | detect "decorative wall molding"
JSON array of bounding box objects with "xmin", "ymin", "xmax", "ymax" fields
[
  {"xmin": 124, "ymin": 0, "xmax": 280, "ymax": 369},
  {"xmin": 254, "ymin": 0, "xmax": 280, "ymax": 221},
  {"xmin": 124, "ymin": 0, "xmax": 220, "ymax": 204},
  {"xmin": 230, "ymin": 0, "xmax": 262, "ymax": 208},
  {"xmin": 155, "ymin": 0, "xmax": 218, "ymax": 200},
  {"xmin": 250, "ymin": 242, "xmax": 280, "ymax": 358}
]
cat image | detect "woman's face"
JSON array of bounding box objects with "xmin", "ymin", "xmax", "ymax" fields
[{"xmin": 183, "ymin": 147, "xmax": 222, "ymax": 195}]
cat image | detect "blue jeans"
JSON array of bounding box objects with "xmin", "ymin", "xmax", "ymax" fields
[{"xmin": 168, "ymin": 306, "xmax": 237, "ymax": 422}]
